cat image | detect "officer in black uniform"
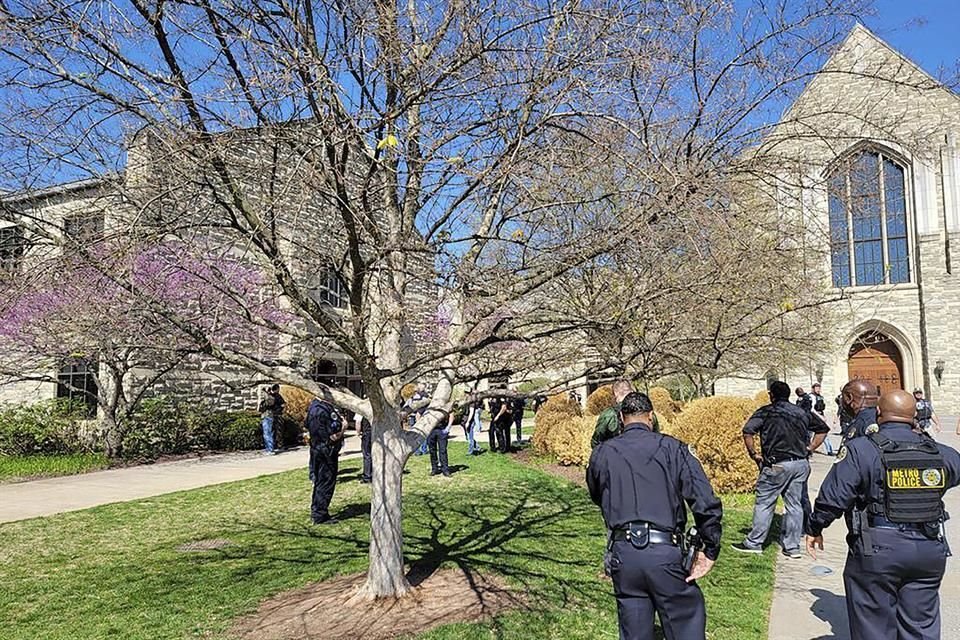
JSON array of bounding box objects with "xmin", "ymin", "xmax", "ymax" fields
[
  {"xmin": 358, "ymin": 413, "xmax": 372, "ymax": 483},
  {"xmin": 840, "ymin": 379, "xmax": 879, "ymax": 443},
  {"xmin": 587, "ymin": 392, "xmax": 723, "ymax": 640},
  {"xmin": 487, "ymin": 396, "xmax": 502, "ymax": 452},
  {"xmin": 806, "ymin": 389, "xmax": 960, "ymax": 640},
  {"xmin": 306, "ymin": 397, "xmax": 345, "ymax": 524}
]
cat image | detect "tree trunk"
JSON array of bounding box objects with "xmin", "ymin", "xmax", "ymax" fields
[{"xmin": 359, "ymin": 422, "xmax": 414, "ymax": 599}]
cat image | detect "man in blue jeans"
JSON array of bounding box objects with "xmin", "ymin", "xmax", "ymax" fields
[
  {"xmin": 732, "ymin": 380, "xmax": 829, "ymax": 558},
  {"xmin": 258, "ymin": 384, "xmax": 285, "ymax": 455}
]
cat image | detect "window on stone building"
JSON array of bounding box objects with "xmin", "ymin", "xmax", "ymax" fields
[
  {"xmin": 316, "ymin": 266, "xmax": 348, "ymax": 308},
  {"xmin": 0, "ymin": 225, "xmax": 25, "ymax": 274},
  {"xmin": 56, "ymin": 358, "xmax": 99, "ymax": 418},
  {"xmin": 828, "ymin": 150, "xmax": 910, "ymax": 287},
  {"xmin": 63, "ymin": 211, "xmax": 104, "ymax": 244}
]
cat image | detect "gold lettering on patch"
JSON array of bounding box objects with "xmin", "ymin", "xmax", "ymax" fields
[{"xmin": 886, "ymin": 467, "xmax": 945, "ymax": 490}]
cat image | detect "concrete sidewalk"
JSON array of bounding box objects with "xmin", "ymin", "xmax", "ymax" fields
[
  {"xmin": 767, "ymin": 421, "xmax": 960, "ymax": 640},
  {"xmin": 0, "ymin": 426, "xmax": 473, "ymax": 524}
]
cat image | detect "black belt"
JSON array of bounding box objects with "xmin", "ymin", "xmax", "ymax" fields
[
  {"xmin": 868, "ymin": 516, "xmax": 927, "ymax": 532},
  {"xmin": 766, "ymin": 456, "xmax": 806, "ymax": 465},
  {"xmin": 610, "ymin": 524, "xmax": 680, "ymax": 546}
]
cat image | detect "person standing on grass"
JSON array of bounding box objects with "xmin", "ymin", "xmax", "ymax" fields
[
  {"xmin": 487, "ymin": 395, "xmax": 503, "ymax": 452},
  {"xmin": 427, "ymin": 410, "xmax": 453, "ymax": 477},
  {"xmin": 306, "ymin": 397, "xmax": 344, "ymax": 524},
  {"xmin": 587, "ymin": 392, "xmax": 723, "ymax": 640},
  {"xmin": 464, "ymin": 398, "xmax": 483, "ymax": 455},
  {"xmin": 258, "ymin": 384, "xmax": 285, "ymax": 455},
  {"xmin": 492, "ymin": 395, "xmax": 514, "ymax": 453},
  {"xmin": 357, "ymin": 412, "xmax": 372, "ymax": 484},
  {"xmin": 733, "ymin": 380, "xmax": 828, "ymax": 559},
  {"xmin": 511, "ymin": 395, "xmax": 526, "ymax": 444}
]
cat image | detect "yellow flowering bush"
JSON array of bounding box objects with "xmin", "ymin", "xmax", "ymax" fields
[
  {"xmin": 649, "ymin": 386, "xmax": 680, "ymax": 423},
  {"xmin": 532, "ymin": 394, "xmax": 582, "ymax": 456},
  {"xmin": 586, "ymin": 385, "xmax": 615, "ymax": 416},
  {"xmin": 670, "ymin": 396, "xmax": 761, "ymax": 493},
  {"xmin": 279, "ymin": 386, "xmax": 314, "ymax": 426}
]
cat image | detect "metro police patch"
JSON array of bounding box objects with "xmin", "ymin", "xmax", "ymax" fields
[{"xmin": 834, "ymin": 446, "xmax": 848, "ymax": 464}]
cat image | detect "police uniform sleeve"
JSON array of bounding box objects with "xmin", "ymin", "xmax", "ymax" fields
[
  {"xmin": 586, "ymin": 444, "xmax": 607, "ymax": 507},
  {"xmin": 678, "ymin": 444, "xmax": 723, "ymax": 560},
  {"xmin": 806, "ymin": 443, "xmax": 864, "ymax": 537}
]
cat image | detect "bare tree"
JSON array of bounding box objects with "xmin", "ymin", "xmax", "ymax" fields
[{"xmin": 0, "ymin": 0, "xmax": 933, "ymax": 601}]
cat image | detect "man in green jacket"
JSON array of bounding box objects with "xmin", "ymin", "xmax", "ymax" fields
[{"xmin": 591, "ymin": 380, "xmax": 660, "ymax": 447}]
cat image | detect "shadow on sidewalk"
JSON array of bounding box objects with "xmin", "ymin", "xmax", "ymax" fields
[{"xmin": 809, "ymin": 588, "xmax": 849, "ymax": 640}]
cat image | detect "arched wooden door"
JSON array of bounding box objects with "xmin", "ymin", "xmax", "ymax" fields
[{"xmin": 847, "ymin": 332, "xmax": 904, "ymax": 396}]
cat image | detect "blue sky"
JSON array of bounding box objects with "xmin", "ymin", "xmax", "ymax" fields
[{"xmin": 866, "ymin": 0, "xmax": 960, "ymax": 81}]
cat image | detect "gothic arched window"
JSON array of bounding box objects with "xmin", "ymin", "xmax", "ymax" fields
[{"xmin": 828, "ymin": 150, "xmax": 910, "ymax": 287}]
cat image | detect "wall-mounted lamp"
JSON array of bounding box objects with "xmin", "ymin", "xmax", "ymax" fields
[{"xmin": 934, "ymin": 359, "xmax": 945, "ymax": 387}]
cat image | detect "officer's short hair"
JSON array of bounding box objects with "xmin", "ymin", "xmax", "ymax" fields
[
  {"xmin": 769, "ymin": 381, "xmax": 790, "ymax": 400},
  {"xmin": 620, "ymin": 392, "xmax": 654, "ymax": 415}
]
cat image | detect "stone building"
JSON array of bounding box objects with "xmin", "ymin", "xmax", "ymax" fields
[
  {"xmin": 716, "ymin": 24, "xmax": 960, "ymax": 415},
  {"xmin": 0, "ymin": 125, "xmax": 431, "ymax": 415}
]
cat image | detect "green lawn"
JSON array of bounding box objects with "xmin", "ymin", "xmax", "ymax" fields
[
  {"xmin": 0, "ymin": 453, "xmax": 109, "ymax": 483},
  {"xmin": 0, "ymin": 443, "xmax": 776, "ymax": 639}
]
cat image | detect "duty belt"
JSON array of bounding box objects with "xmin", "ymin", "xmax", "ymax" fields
[
  {"xmin": 868, "ymin": 515, "xmax": 927, "ymax": 532},
  {"xmin": 610, "ymin": 523, "xmax": 680, "ymax": 546}
]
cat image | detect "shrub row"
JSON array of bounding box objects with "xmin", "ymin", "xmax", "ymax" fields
[
  {"xmin": 531, "ymin": 387, "xmax": 764, "ymax": 493},
  {"xmin": 0, "ymin": 397, "xmax": 303, "ymax": 461},
  {"xmin": 0, "ymin": 400, "xmax": 91, "ymax": 456}
]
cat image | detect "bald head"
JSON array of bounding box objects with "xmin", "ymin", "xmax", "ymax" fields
[
  {"xmin": 842, "ymin": 380, "xmax": 878, "ymax": 414},
  {"xmin": 877, "ymin": 390, "xmax": 917, "ymax": 425},
  {"xmin": 611, "ymin": 380, "xmax": 634, "ymax": 402}
]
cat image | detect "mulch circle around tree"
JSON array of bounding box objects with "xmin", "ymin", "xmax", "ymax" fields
[
  {"xmin": 511, "ymin": 448, "xmax": 586, "ymax": 488},
  {"xmin": 231, "ymin": 568, "xmax": 525, "ymax": 640}
]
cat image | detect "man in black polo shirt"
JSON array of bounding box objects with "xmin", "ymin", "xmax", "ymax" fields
[{"xmin": 732, "ymin": 380, "xmax": 829, "ymax": 558}]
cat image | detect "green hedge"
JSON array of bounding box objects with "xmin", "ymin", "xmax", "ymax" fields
[
  {"xmin": 121, "ymin": 398, "xmax": 303, "ymax": 460},
  {"xmin": 0, "ymin": 397, "xmax": 304, "ymax": 461},
  {"xmin": 0, "ymin": 400, "xmax": 90, "ymax": 456}
]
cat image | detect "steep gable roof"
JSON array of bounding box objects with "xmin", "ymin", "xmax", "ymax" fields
[{"xmin": 780, "ymin": 22, "xmax": 960, "ymax": 125}]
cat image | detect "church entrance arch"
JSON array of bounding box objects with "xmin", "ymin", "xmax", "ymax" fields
[{"xmin": 847, "ymin": 331, "xmax": 904, "ymax": 396}]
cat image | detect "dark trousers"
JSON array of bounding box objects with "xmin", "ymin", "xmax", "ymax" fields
[
  {"xmin": 609, "ymin": 541, "xmax": 706, "ymax": 640},
  {"xmin": 488, "ymin": 420, "xmax": 496, "ymax": 450},
  {"xmin": 494, "ymin": 418, "xmax": 511, "ymax": 452},
  {"xmin": 360, "ymin": 429, "xmax": 372, "ymax": 481},
  {"xmin": 427, "ymin": 427, "xmax": 449, "ymax": 474},
  {"xmin": 843, "ymin": 529, "xmax": 947, "ymax": 640},
  {"xmin": 310, "ymin": 446, "xmax": 339, "ymax": 522},
  {"xmin": 514, "ymin": 414, "xmax": 523, "ymax": 441}
]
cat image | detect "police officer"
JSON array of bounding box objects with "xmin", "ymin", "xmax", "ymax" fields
[
  {"xmin": 306, "ymin": 397, "xmax": 345, "ymax": 524},
  {"xmin": 806, "ymin": 389, "xmax": 960, "ymax": 639},
  {"xmin": 487, "ymin": 396, "xmax": 503, "ymax": 452},
  {"xmin": 587, "ymin": 392, "xmax": 723, "ymax": 640},
  {"xmin": 840, "ymin": 379, "xmax": 879, "ymax": 443},
  {"xmin": 795, "ymin": 386, "xmax": 813, "ymax": 412},
  {"xmin": 913, "ymin": 388, "xmax": 941, "ymax": 435},
  {"xmin": 733, "ymin": 381, "xmax": 829, "ymax": 558},
  {"xmin": 357, "ymin": 412, "xmax": 372, "ymax": 484}
]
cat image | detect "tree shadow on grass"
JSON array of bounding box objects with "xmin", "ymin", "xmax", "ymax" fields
[{"xmin": 216, "ymin": 474, "xmax": 614, "ymax": 628}]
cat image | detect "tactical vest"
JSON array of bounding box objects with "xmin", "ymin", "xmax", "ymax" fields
[
  {"xmin": 916, "ymin": 400, "xmax": 933, "ymax": 423},
  {"xmin": 867, "ymin": 432, "xmax": 946, "ymax": 524}
]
